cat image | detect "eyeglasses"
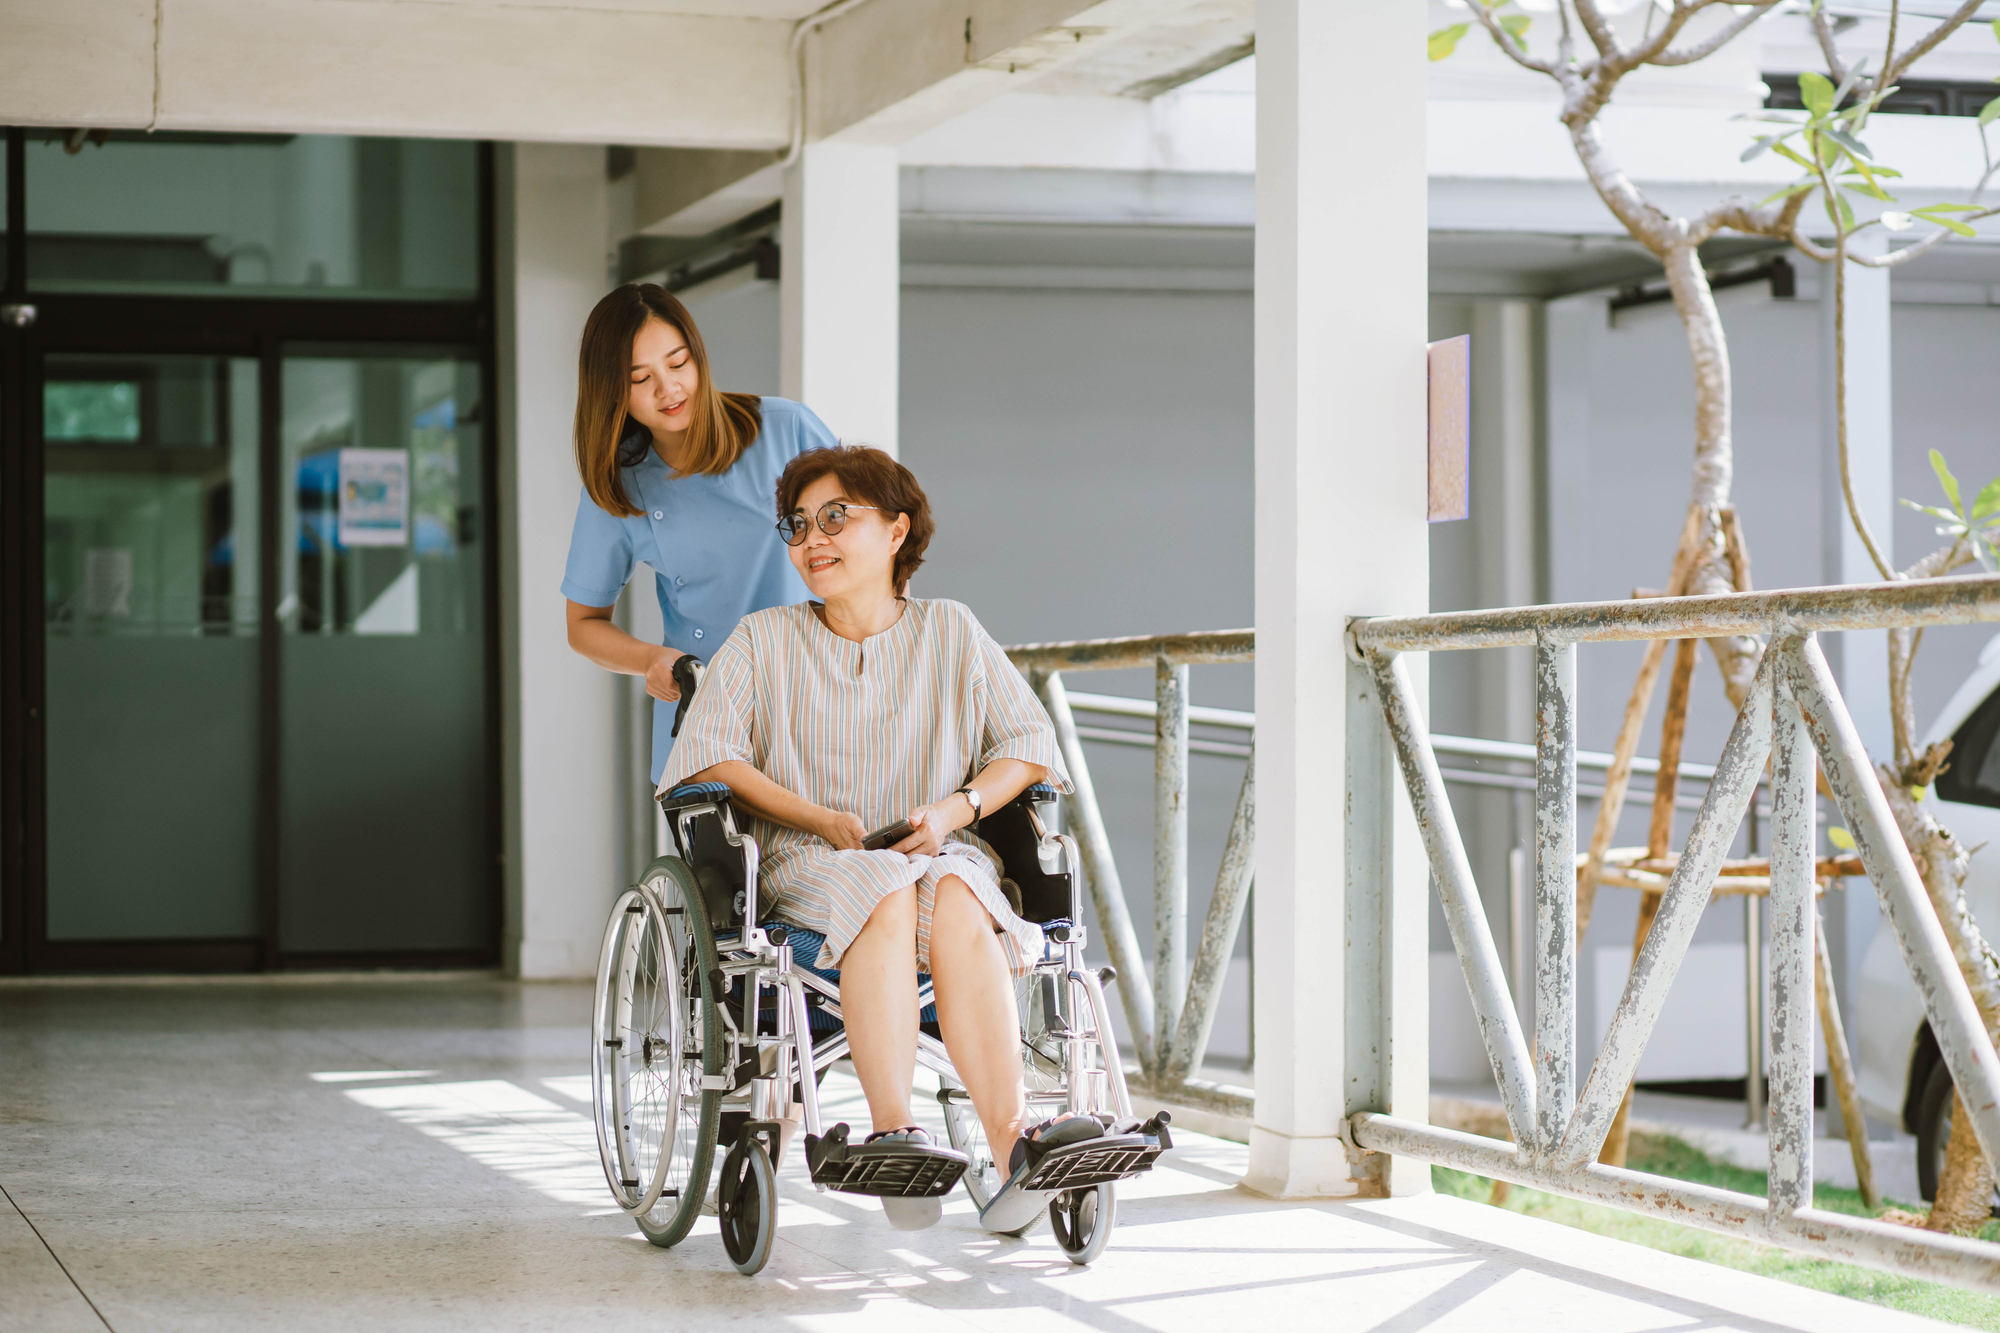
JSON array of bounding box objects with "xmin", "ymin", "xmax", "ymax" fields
[{"xmin": 776, "ymin": 501, "xmax": 883, "ymax": 546}]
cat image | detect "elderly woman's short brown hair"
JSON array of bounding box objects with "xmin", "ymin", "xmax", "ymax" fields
[{"xmin": 775, "ymin": 445, "xmax": 935, "ymax": 595}]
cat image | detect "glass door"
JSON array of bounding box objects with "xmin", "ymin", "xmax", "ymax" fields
[
  {"xmin": 41, "ymin": 353, "xmax": 262, "ymax": 942},
  {"xmin": 277, "ymin": 346, "xmax": 488, "ymax": 956}
]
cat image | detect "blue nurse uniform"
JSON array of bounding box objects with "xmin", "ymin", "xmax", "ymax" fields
[{"xmin": 560, "ymin": 396, "xmax": 837, "ymax": 782}]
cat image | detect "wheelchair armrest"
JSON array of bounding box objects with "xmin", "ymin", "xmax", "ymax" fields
[
  {"xmin": 657, "ymin": 782, "xmax": 760, "ymax": 930},
  {"xmin": 981, "ymin": 784, "xmax": 1072, "ymax": 926},
  {"xmin": 660, "ymin": 780, "xmax": 732, "ymax": 814}
]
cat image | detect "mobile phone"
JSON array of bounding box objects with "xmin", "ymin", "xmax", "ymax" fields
[{"xmin": 861, "ymin": 819, "xmax": 915, "ymax": 851}]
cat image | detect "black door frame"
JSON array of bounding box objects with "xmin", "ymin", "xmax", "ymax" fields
[{"xmin": 0, "ymin": 134, "xmax": 503, "ymax": 974}]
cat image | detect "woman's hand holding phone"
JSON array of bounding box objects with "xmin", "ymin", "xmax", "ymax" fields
[
  {"xmin": 887, "ymin": 802, "xmax": 960, "ymax": 856},
  {"xmin": 815, "ymin": 808, "xmax": 868, "ymax": 850}
]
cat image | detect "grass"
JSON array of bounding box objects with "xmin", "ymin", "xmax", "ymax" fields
[{"xmin": 1433, "ymin": 1130, "xmax": 2000, "ymax": 1329}]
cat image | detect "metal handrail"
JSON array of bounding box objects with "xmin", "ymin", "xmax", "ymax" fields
[
  {"xmin": 1350, "ymin": 575, "xmax": 2000, "ymax": 1289},
  {"xmin": 1353, "ymin": 574, "xmax": 2000, "ymax": 652},
  {"xmin": 1006, "ymin": 628, "xmax": 1254, "ymax": 673},
  {"xmin": 1004, "ymin": 633, "xmax": 1256, "ymax": 1096}
]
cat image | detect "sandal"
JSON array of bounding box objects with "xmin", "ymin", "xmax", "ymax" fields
[
  {"xmin": 805, "ymin": 1122, "xmax": 968, "ymax": 1200},
  {"xmin": 977, "ymin": 1113, "xmax": 1174, "ymax": 1235}
]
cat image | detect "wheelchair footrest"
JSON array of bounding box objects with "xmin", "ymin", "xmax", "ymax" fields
[
  {"xmin": 806, "ymin": 1123, "xmax": 968, "ymax": 1198},
  {"xmin": 1018, "ymin": 1112, "xmax": 1174, "ymax": 1192}
]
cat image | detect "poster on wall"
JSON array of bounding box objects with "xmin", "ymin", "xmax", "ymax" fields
[{"xmin": 338, "ymin": 448, "xmax": 410, "ymax": 547}]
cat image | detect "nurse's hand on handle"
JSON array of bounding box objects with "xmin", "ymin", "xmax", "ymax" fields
[{"xmin": 565, "ymin": 599, "xmax": 688, "ymax": 701}]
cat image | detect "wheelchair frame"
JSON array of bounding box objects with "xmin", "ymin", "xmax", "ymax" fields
[{"xmin": 590, "ymin": 782, "xmax": 1149, "ymax": 1274}]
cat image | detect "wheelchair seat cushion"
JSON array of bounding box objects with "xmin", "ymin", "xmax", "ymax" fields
[{"xmin": 773, "ymin": 922, "xmax": 937, "ymax": 1029}]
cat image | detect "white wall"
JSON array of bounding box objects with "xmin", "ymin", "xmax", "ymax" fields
[{"xmin": 498, "ymin": 143, "xmax": 623, "ymax": 980}]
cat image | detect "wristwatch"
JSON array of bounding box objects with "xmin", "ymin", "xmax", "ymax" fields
[{"xmin": 954, "ymin": 786, "xmax": 981, "ymax": 825}]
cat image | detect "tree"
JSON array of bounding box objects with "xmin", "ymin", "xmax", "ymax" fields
[{"xmin": 1432, "ymin": 0, "xmax": 2000, "ymax": 1233}]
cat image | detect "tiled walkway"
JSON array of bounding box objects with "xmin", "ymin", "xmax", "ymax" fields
[{"xmin": 0, "ymin": 978, "xmax": 1958, "ymax": 1332}]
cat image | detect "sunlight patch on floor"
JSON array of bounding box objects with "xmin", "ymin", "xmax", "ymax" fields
[{"xmin": 342, "ymin": 1078, "xmax": 610, "ymax": 1208}]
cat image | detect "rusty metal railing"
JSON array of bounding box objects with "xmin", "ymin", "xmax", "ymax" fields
[
  {"xmin": 1005, "ymin": 630, "xmax": 1255, "ymax": 1113},
  {"xmin": 1348, "ymin": 574, "xmax": 2000, "ymax": 1288}
]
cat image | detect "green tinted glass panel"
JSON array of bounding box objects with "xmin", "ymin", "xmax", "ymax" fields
[
  {"xmin": 44, "ymin": 354, "xmax": 261, "ymax": 941},
  {"xmin": 25, "ymin": 131, "xmax": 478, "ymax": 299},
  {"xmin": 45, "ymin": 379, "xmax": 142, "ymax": 442},
  {"xmin": 279, "ymin": 348, "xmax": 488, "ymax": 954}
]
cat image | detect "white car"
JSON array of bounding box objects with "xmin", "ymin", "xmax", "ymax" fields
[{"xmin": 1855, "ymin": 630, "xmax": 2000, "ymax": 1200}]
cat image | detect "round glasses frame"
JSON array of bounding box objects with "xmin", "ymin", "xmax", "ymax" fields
[{"xmin": 776, "ymin": 501, "xmax": 882, "ymax": 546}]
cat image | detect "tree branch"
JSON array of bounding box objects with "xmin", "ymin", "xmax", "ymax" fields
[
  {"xmin": 1882, "ymin": 0, "xmax": 1988, "ymax": 91},
  {"xmin": 1568, "ymin": 117, "xmax": 1676, "ymax": 253},
  {"xmin": 1812, "ymin": 4, "xmax": 1852, "ymax": 87},
  {"xmin": 1905, "ymin": 537, "xmax": 1977, "ymax": 582},
  {"xmin": 1572, "ymin": 0, "xmax": 1622, "ymax": 61},
  {"xmin": 1650, "ymin": 2, "xmax": 1782, "ymax": 67},
  {"xmin": 1846, "ymin": 210, "xmax": 2000, "ymax": 268},
  {"xmin": 1471, "ymin": 3, "xmax": 1558, "ymax": 75}
]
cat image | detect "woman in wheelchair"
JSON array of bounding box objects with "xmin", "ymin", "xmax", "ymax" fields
[{"xmin": 659, "ymin": 444, "xmax": 1132, "ymax": 1233}]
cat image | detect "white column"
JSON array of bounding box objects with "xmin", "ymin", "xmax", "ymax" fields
[
  {"xmin": 1472, "ymin": 299, "xmax": 1542, "ymax": 991},
  {"xmin": 497, "ymin": 142, "xmax": 624, "ymax": 980},
  {"xmin": 1248, "ymin": 0, "xmax": 1431, "ymax": 1199},
  {"xmin": 780, "ymin": 142, "xmax": 900, "ymax": 454},
  {"xmin": 1818, "ymin": 233, "xmax": 1892, "ymax": 1126}
]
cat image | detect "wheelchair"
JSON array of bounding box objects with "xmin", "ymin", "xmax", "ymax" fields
[{"xmin": 588, "ymin": 772, "xmax": 1170, "ymax": 1275}]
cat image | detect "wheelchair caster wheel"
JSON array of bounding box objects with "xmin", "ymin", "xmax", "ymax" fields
[
  {"xmin": 1049, "ymin": 1183, "xmax": 1114, "ymax": 1265},
  {"xmin": 717, "ymin": 1138, "xmax": 777, "ymax": 1275}
]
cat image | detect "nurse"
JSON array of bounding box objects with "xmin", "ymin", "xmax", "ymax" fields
[{"xmin": 562, "ymin": 283, "xmax": 837, "ymax": 784}]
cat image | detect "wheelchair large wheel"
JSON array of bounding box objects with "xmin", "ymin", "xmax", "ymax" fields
[
  {"xmin": 716, "ymin": 1138, "xmax": 777, "ymax": 1276},
  {"xmin": 591, "ymin": 858, "xmax": 722, "ymax": 1248},
  {"xmin": 1049, "ymin": 1184, "xmax": 1115, "ymax": 1265}
]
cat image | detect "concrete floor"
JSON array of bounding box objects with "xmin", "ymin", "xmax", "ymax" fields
[{"xmin": 0, "ymin": 977, "xmax": 1962, "ymax": 1332}]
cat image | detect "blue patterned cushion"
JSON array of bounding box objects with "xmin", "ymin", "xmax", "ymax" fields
[{"xmin": 772, "ymin": 923, "xmax": 938, "ymax": 1029}]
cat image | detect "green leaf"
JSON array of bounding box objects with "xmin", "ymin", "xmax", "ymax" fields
[
  {"xmin": 1914, "ymin": 201, "xmax": 1985, "ymax": 213},
  {"xmin": 1772, "ymin": 140, "xmax": 1816, "ymax": 171},
  {"xmin": 1499, "ymin": 13, "xmax": 1531, "ymax": 42},
  {"xmin": 1971, "ymin": 475, "xmax": 2000, "ymax": 522},
  {"xmin": 1842, "ymin": 181, "xmax": 1896, "ymax": 202},
  {"xmin": 1758, "ymin": 181, "xmax": 1819, "ymax": 206},
  {"xmin": 1828, "ymin": 826, "xmax": 1856, "ymax": 852},
  {"xmin": 1981, "ymin": 96, "xmax": 2000, "ymax": 130},
  {"xmin": 1901, "ymin": 499, "xmax": 1962, "ymax": 522},
  {"xmin": 1824, "ymin": 125, "xmax": 1873, "ymax": 160},
  {"xmin": 1800, "ymin": 70, "xmax": 1836, "ymax": 118},
  {"xmin": 1429, "ymin": 23, "xmax": 1469, "ymax": 61},
  {"xmin": 1932, "ymin": 448, "xmax": 1965, "ymax": 515},
  {"xmin": 1833, "ymin": 189, "xmax": 1857, "ymax": 231},
  {"xmin": 1933, "ymin": 215, "xmax": 1980, "ymax": 236}
]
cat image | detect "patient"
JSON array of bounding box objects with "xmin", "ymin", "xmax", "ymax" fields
[{"xmin": 661, "ymin": 444, "xmax": 1083, "ymax": 1231}]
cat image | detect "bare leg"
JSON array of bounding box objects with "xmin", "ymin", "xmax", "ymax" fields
[
  {"xmin": 928, "ymin": 874, "xmax": 1028, "ymax": 1171},
  {"xmin": 840, "ymin": 886, "xmax": 920, "ymax": 1135}
]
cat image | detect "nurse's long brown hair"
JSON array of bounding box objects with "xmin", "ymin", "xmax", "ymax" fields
[{"xmin": 573, "ymin": 284, "xmax": 763, "ymax": 517}]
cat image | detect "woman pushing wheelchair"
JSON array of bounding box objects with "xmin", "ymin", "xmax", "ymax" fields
[{"xmin": 661, "ymin": 444, "xmax": 1150, "ymax": 1233}]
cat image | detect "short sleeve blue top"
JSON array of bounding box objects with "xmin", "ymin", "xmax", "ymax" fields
[{"xmin": 560, "ymin": 396, "xmax": 836, "ymax": 782}]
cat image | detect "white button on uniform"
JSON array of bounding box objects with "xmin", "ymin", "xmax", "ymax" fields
[
  {"xmin": 652, "ymin": 510, "xmax": 663, "ymax": 520},
  {"xmin": 694, "ymin": 629, "xmax": 704, "ymax": 639},
  {"xmin": 676, "ymin": 576, "xmax": 685, "ymax": 586}
]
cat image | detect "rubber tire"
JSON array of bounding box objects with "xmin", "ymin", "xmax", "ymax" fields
[
  {"xmin": 1049, "ymin": 1183, "xmax": 1115, "ymax": 1265},
  {"xmin": 1913, "ymin": 1057, "xmax": 2000, "ymax": 1218},
  {"xmin": 629, "ymin": 858, "xmax": 724, "ymax": 1249},
  {"xmin": 717, "ymin": 1138, "xmax": 778, "ymax": 1276},
  {"xmin": 1917, "ymin": 1057, "xmax": 1952, "ymax": 1203}
]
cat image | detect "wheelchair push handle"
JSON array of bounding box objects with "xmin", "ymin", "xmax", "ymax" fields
[{"xmin": 670, "ymin": 654, "xmax": 706, "ymax": 738}]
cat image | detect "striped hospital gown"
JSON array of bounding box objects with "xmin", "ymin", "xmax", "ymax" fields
[{"xmin": 659, "ymin": 598, "xmax": 1072, "ymax": 976}]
